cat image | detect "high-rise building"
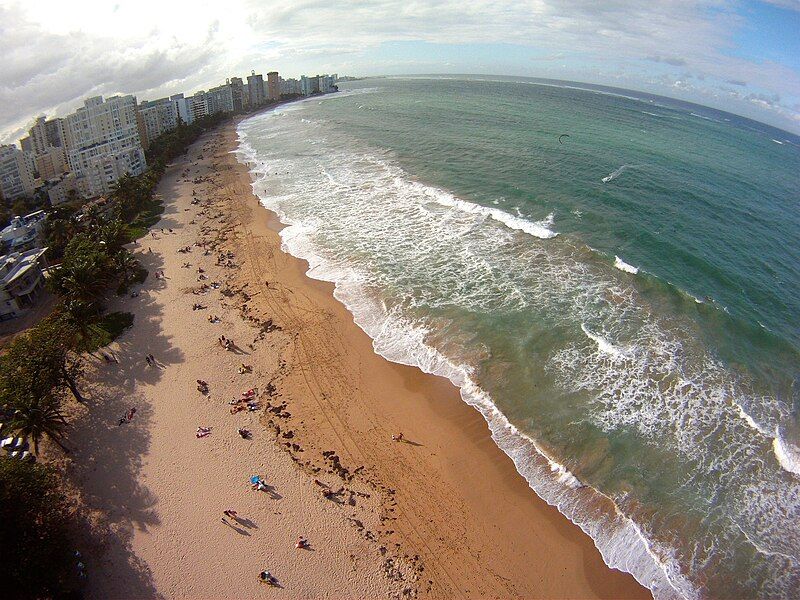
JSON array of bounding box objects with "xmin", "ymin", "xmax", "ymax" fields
[
  {"xmin": 230, "ymin": 77, "xmax": 245, "ymax": 112},
  {"xmin": 34, "ymin": 147, "xmax": 69, "ymax": 181},
  {"xmin": 0, "ymin": 144, "xmax": 37, "ymax": 201},
  {"xmin": 169, "ymin": 93, "xmax": 195, "ymax": 126},
  {"xmin": 205, "ymin": 84, "xmax": 235, "ymax": 115},
  {"xmin": 29, "ymin": 116, "xmax": 67, "ymax": 155},
  {"xmin": 137, "ymin": 97, "xmax": 179, "ymax": 148},
  {"xmin": 247, "ymin": 71, "xmax": 265, "ymax": 107},
  {"xmin": 191, "ymin": 91, "xmax": 209, "ymax": 121},
  {"xmin": 267, "ymin": 72, "xmax": 280, "ymax": 101},
  {"xmin": 65, "ymin": 95, "xmax": 146, "ymax": 198},
  {"xmin": 280, "ymin": 78, "xmax": 302, "ymax": 95}
]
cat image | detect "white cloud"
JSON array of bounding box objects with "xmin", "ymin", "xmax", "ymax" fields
[{"xmin": 1, "ymin": 0, "xmax": 798, "ymax": 140}]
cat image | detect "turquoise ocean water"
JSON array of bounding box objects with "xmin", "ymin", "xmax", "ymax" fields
[{"xmin": 236, "ymin": 77, "xmax": 800, "ymax": 599}]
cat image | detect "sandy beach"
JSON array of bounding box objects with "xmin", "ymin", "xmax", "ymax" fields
[{"xmin": 62, "ymin": 115, "xmax": 651, "ymax": 599}]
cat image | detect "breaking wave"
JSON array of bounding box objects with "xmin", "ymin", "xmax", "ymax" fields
[{"xmin": 614, "ymin": 255, "xmax": 639, "ymax": 274}]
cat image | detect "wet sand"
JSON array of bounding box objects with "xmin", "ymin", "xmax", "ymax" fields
[{"xmin": 67, "ymin": 116, "xmax": 650, "ymax": 599}]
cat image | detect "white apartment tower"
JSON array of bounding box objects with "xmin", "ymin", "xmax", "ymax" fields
[
  {"xmin": 0, "ymin": 145, "xmax": 37, "ymax": 201},
  {"xmin": 65, "ymin": 95, "xmax": 146, "ymax": 198},
  {"xmin": 137, "ymin": 97, "xmax": 179, "ymax": 148}
]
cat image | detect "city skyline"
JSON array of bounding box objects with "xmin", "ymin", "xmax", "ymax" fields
[{"xmin": 1, "ymin": 0, "xmax": 799, "ymax": 140}]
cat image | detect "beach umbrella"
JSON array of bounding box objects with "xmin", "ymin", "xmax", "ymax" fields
[{"xmin": 250, "ymin": 475, "xmax": 261, "ymax": 485}]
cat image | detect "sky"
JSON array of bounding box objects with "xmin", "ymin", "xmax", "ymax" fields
[{"xmin": 1, "ymin": 0, "xmax": 799, "ymax": 141}]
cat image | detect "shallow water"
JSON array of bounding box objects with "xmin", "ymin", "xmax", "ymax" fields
[{"xmin": 237, "ymin": 77, "xmax": 800, "ymax": 599}]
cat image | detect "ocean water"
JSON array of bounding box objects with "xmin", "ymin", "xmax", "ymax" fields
[{"xmin": 236, "ymin": 77, "xmax": 800, "ymax": 599}]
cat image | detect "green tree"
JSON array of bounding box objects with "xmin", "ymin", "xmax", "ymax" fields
[
  {"xmin": 47, "ymin": 233, "xmax": 113, "ymax": 308},
  {"xmin": 6, "ymin": 394, "xmax": 70, "ymax": 454},
  {"xmin": 0, "ymin": 316, "xmax": 86, "ymax": 413}
]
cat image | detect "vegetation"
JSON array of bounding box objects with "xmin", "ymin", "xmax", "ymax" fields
[
  {"xmin": 82, "ymin": 311, "xmax": 135, "ymax": 352},
  {"xmin": 0, "ymin": 458, "xmax": 78, "ymax": 599},
  {"xmin": 0, "ymin": 317, "xmax": 85, "ymax": 452},
  {"xmin": 0, "ymin": 107, "xmax": 229, "ymax": 596}
]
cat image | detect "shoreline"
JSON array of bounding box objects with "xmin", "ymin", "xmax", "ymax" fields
[
  {"xmin": 229, "ymin": 113, "xmax": 651, "ymax": 598},
  {"xmin": 66, "ymin": 115, "xmax": 650, "ymax": 598}
]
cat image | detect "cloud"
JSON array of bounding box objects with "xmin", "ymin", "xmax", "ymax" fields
[
  {"xmin": 725, "ymin": 78, "xmax": 747, "ymax": 86},
  {"xmin": 761, "ymin": 0, "xmax": 800, "ymax": 11},
  {"xmin": 1, "ymin": 0, "xmax": 799, "ymax": 139},
  {"xmin": 647, "ymin": 55, "xmax": 688, "ymax": 67}
]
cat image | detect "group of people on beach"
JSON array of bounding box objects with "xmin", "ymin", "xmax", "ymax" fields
[{"xmin": 137, "ymin": 165, "xmax": 321, "ymax": 591}]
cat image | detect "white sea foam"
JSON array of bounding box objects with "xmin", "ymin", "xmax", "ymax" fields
[
  {"xmin": 581, "ymin": 324, "xmax": 629, "ymax": 358},
  {"xmin": 614, "ymin": 255, "xmax": 639, "ymax": 274},
  {"xmin": 733, "ymin": 403, "xmax": 772, "ymax": 436},
  {"xmin": 773, "ymin": 432, "xmax": 800, "ymax": 476},
  {"xmin": 403, "ymin": 179, "xmax": 558, "ymax": 239},
  {"xmin": 235, "ymin": 102, "xmax": 800, "ymax": 600},
  {"xmin": 772, "ymin": 139, "xmax": 784, "ymax": 145}
]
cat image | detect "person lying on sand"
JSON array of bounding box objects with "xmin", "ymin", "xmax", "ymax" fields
[
  {"xmin": 238, "ymin": 363, "xmax": 252, "ymax": 374},
  {"xmin": 196, "ymin": 426, "xmax": 212, "ymax": 438}
]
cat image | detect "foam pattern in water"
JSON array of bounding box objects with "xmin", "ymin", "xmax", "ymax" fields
[{"xmin": 236, "ymin": 99, "xmax": 800, "ymax": 599}]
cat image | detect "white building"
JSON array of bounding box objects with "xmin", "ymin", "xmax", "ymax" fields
[
  {"xmin": 137, "ymin": 97, "xmax": 179, "ymax": 148},
  {"xmin": 280, "ymin": 77, "xmax": 302, "ymax": 96},
  {"xmin": 65, "ymin": 95, "xmax": 146, "ymax": 198},
  {"xmin": 29, "ymin": 116, "xmax": 68, "ymax": 155},
  {"xmin": 0, "ymin": 248, "xmax": 48, "ymax": 321},
  {"xmin": 191, "ymin": 91, "xmax": 209, "ymax": 122},
  {"xmin": 46, "ymin": 173, "xmax": 82, "ymax": 206},
  {"xmin": 170, "ymin": 93, "xmax": 195, "ymax": 126},
  {"xmin": 205, "ymin": 84, "xmax": 235, "ymax": 115},
  {"xmin": 0, "ymin": 210, "xmax": 47, "ymax": 254},
  {"xmin": 0, "ymin": 144, "xmax": 37, "ymax": 201}
]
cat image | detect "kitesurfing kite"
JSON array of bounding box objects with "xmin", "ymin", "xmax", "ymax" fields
[{"xmin": 558, "ymin": 134, "xmax": 570, "ymax": 144}]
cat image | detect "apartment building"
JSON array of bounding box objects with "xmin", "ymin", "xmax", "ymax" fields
[
  {"xmin": 0, "ymin": 210, "xmax": 47, "ymax": 254},
  {"xmin": 65, "ymin": 95, "xmax": 146, "ymax": 198},
  {"xmin": 137, "ymin": 97, "xmax": 179, "ymax": 148},
  {"xmin": 205, "ymin": 84, "xmax": 235, "ymax": 115},
  {"xmin": 34, "ymin": 146, "xmax": 69, "ymax": 181},
  {"xmin": 191, "ymin": 91, "xmax": 209, "ymax": 121},
  {"xmin": 0, "ymin": 145, "xmax": 36, "ymax": 201},
  {"xmin": 267, "ymin": 71, "xmax": 280, "ymax": 101},
  {"xmin": 247, "ymin": 71, "xmax": 265, "ymax": 107},
  {"xmin": 0, "ymin": 247, "xmax": 48, "ymax": 321},
  {"xmin": 230, "ymin": 77, "xmax": 245, "ymax": 112}
]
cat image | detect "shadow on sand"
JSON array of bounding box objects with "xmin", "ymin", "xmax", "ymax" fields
[{"xmin": 64, "ymin": 197, "xmax": 187, "ymax": 598}]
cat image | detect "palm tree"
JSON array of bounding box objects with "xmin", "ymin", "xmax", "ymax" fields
[
  {"xmin": 57, "ymin": 300, "xmax": 100, "ymax": 352},
  {"xmin": 10, "ymin": 394, "xmax": 70, "ymax": 454}
]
